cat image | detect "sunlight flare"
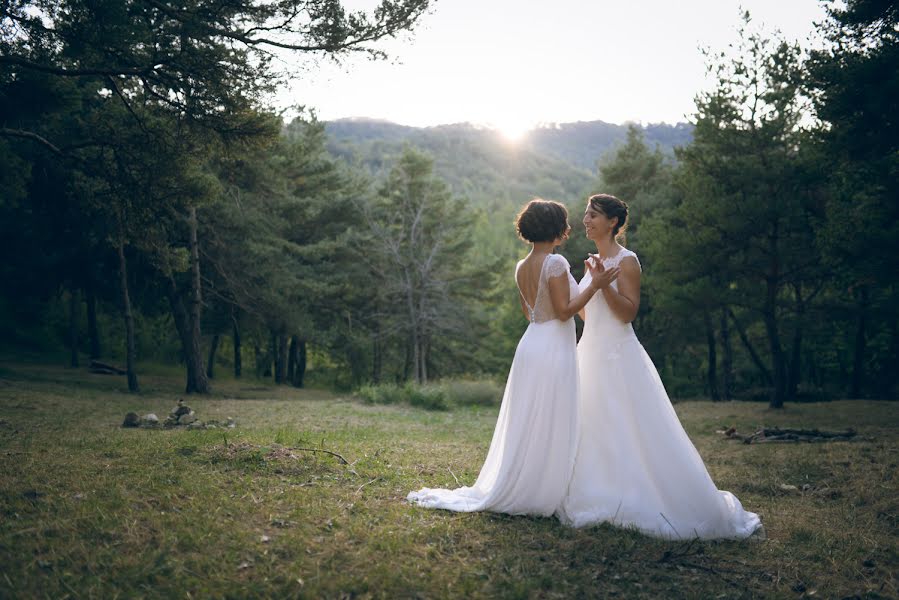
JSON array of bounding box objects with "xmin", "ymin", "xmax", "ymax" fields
[{"xmin": 493, "ymin": 118, "xmax": 533, "ymax": 142}]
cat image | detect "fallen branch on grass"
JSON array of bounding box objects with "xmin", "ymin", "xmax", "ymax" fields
[
  {"xmin": 290, "ymin": 447, "xmax": 350, "ymax": 464},
  {"xmin": 89, "ymin": 360, "xmax": 127, "ymax": 375},
  {"xmin": 719, "ymin": 426, "xmax": 856, "ymax": 444},
  {"xmin": 356, "ymin": 477, "xmax": 381, "ymax": 494}
]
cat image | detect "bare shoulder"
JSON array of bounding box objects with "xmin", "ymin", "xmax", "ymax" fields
[{"xmin": 620, "ymin": 255, "xmax": 641, "ymax": 273}]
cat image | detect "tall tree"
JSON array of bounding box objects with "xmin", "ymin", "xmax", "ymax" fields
[
  {"xmin": 1, "ymin": 0, "xmax": 432, "ymax": 391},
  {"xmin": 644, "ymin": 16, "xmax": 826, "ymax": 407},
  {"xmin": 597, "ymin": 124, "xmax": 676, "ymax": 241},
  {"xmin": 808, "ymin": 0, "xmax": 899, "ymax": 398},
  {"xmin": 200, "ymin": 116, "xmax": 369, "ymax": 387},
  {"xmin": 365, "ymin": 148, "xmax": 486, "ymax": 384}
]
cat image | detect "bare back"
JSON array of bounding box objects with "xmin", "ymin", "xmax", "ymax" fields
[{"xmin": 515, "ymin": 254, "xmax": 573, "ymax": 323}]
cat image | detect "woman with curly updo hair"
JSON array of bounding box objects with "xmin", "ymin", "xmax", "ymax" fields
[
  {"xmin": 408, "ymin": 198, "xmax": 614, "ymax": 517},
  {"xmin": 558, "ymin": 193, "xmax": 763, "ymax": 540}
]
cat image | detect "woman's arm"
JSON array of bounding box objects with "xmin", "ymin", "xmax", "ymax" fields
[
  {"xmin": 600, "ymin": 256, "xmax": 641, "ymax": 323},
  {"xmin": 548, "ymin": 261, "xmax": 619, "ymax": 321}
]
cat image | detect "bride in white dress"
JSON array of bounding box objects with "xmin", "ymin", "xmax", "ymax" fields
[
  {"xmin": 407, "ymin": 199, "xmax": 615, "ymax": 516},
  {"xmin": 559, "ymin": 194, "xmax": 762, "ymax": 539}
]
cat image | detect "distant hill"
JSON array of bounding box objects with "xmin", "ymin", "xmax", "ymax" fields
[
  {"xmin": 524, "ymin": 120, "xmax": 693, "ymax": 170},
  {"xmin": 323, "ymin": 118, "xmax": 692, "ymax": 217},
  {"xmin": 325, "ymin": 117, "xmax": 692, "ymax": 168}
]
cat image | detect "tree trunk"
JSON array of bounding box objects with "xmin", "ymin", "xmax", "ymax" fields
[
  {"xmin": 850, "ymin": 285, "xmax": 868, "ymax": 398},
  {"xmin": 720, "ymin": 307, "xmax": 733, "ymax": 400},
  {"xmin": 788, "ymin": 285, "xmax": 804, "ymax": 400},
  {"xmin": 167, "ymin": 279, "xmax": 192, "ymax": 369},
  {"xmin": 788, "ymin": 326, "xmax": 802, "ymax": 400},
  {"xmin": 85, "ymin": 284, "xmax": 100, "ymax": 359},
  {"xmin": 270, "ymin": 333, "xmax": 279, "ymax": 381},
  {"xmin": 184, "ymin": 205, "xmax": 210, "ymax": 394},
  {"xmin": 292, "ymin": 337, "xmax": 306, "ymax": 388},
  {"xmin": 764, "ymin": 281, "xmax": 787, "ymax": 408},
  {"xmin": 272, "ymin": 331, "xmax": 289, "ymax": 384},
  {"xmin": 68, "ymin": 288, "xmax": 79, "ymax": 368},
  {"xmin": 166, "ymin": 276, "xmax": 206, "ymax": 394},
  {"xmin": 116, "ymin": 221, "xmax": 138, "ymax": 392},
  {"xmin": 404, "ymin": 271, "xmax": 418, "ymax": 383},
  {"xmin": 728, "ymin": 308, "xmax": 773, "ymax": 386},
  {"xmin": 416, "ymin": 292, "xmax": 428, "ymax": 384},
  {"xmin": 764, "ymin": 224, "xmax": 787, "ymax": 408},
  {"xmin": 254, "ymin": 342, "xmax": 268, "ymax": 378},
  {"xmin": 372, "ymin": 332, "xmax": 382, "ymax": 384},
  {"xmin": 299, "ymin": 339, "xmax": 307, "ymax": 388},
  {"xmin": 403, "ymin": 335, "xmax": 413, "ymax": 382},
  {"xmin": 278, "ymin": 332, "xmax": 288, "ymax": 384},
  {"xmin": 287, "ymin": 335, "xmax": 297, "ymax": 384},
  {"xmin": 206, "ymin": 334, "xmax": 220, "ymax": 379},
  {"xmin": 878, "ymin": 316, "xmax": 899, "ymax": 397},
  {"xmin": 411, "ymin": 333, "xmax": 422, "ymax": 384},
  {"xmin": 232, "ymin": 313, "xmax": 241, "ymax": 378},
  {"xmin": 704, "ymin": 310, "xmax": 720, "ymax": 401},
  {"xmin": 420, "ymin": 337, "xmax": 429, "ymax": 384}
]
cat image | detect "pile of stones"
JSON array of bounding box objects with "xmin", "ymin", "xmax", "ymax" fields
[{"xmin": 122, "ymin": 399, "xmax": 236, "ymax": 430}]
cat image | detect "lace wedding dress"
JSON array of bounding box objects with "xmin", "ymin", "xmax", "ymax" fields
[
  {"xmin": 558, "ymin": 248, "xmax": 762, "ymax": 539},
  {"xmin": 407, "ymin": 254, "xmax": 579, "ymax": 516}
]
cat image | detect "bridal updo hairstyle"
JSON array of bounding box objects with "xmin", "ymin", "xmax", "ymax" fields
[
  {"xmin": 588, "ymin": 193, "xmax": 629, "ymax": 244},
  {"xmin": 515, "ymin": 199, "xmax": 569, "ymax": 243}
]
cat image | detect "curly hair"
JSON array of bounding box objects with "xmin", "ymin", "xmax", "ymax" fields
[{"xmin": 514, "ymin": 199, "xmax": 570, "ymax": 243}]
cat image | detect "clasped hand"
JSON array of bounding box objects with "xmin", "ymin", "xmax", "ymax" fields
[{"xmin": 584, "ymin": 254, "xmax": 620, "ymax": 291}]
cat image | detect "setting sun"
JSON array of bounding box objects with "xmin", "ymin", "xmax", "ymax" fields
[{"xmin": 494, "ymin": 119, "xmax": 533, "ymax": 142}]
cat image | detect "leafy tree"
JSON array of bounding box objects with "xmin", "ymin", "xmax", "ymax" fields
[
  {"xmin": 0, "ymin": 0, "xmax": 432, "ymax": 392},
  {"xmin": 201, "ymin": 116, "xmax": 368, "ymax": 388},
  {"xmin": 807, "ymin": 0, "xmax": 899, "ymax": 398},
  {"xmin": 643, "ymin": 17, "xmax": 826, "ymax": 407},
  {"xmin": 364, "ymin": 148, "xmax": 490, "ymax": 384},
  {"xmin": 597, "ymin": 124, "xmax": 677, "ymax": 234}
]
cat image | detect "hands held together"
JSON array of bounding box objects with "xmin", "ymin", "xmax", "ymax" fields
[{"xmin": 584, "ymin": 254, "xmax": 619, "ymax": 292}]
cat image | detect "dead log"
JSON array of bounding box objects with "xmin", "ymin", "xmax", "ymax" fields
[
  {"xmin": 719, "ymin": 426, "xmax": 856, "ymax": 444},
  {"xmin": 89, "ymin": 360, "xmax": 127, "ymax": 375}
]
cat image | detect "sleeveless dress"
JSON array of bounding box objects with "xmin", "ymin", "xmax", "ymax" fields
[
  {"xmin": 407, "ymin": 254, "xmax": 580, "ymax": 516},
  {"xmin": 558, "ymin": 248, "xmax": 762, "ymax": 539}
]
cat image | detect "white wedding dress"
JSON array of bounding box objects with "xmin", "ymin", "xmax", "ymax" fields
[
  {"xmin": 558, "ymin": 249, "xmax": 762, "ymax": 539},
  {"xmin": 407, "ymin": 254, "xmax": 579, "ymax": 516}
]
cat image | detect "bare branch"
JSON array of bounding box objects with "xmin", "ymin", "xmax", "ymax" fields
[
  {"xmin": 0, "ymin": 128, "xmax": 63, "ymax": 154},
  {"xmin": 0, "ymin": 55, "xmax": 161, "ymax": 77}
]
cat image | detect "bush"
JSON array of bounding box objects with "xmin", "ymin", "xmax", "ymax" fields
[
  {"xmin": 441, "ymin": 379, "xmax": 503, "ymax": 406},
  {"xmin": 354, "ymin": 383, "xmax": 404, "ymax": 405},
  {"xmin": 353, "ymin": 379, "xmax": 501, "ymax": 411},
  {"xmin": 405, "ymin": 383, "xmax": 449, "ymax": 411}
]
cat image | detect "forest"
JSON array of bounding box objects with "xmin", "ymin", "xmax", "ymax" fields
[
  {"xmin": 2, "ymin": 2, "xmax": 899, "ymax": 598},
  {"xmin": 1, "ymin": 1, "xmax": 896, "ymax": 408}
]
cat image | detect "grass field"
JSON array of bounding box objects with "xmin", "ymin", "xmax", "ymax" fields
[{"xmin": 1, "ymin": 362, "xmax": 897, "ymax": 599}]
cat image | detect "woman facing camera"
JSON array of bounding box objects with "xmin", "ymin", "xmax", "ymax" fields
[
  {"xmin": 558, "ymin": 194, "xmax": 762, "ymax": 539},
  {"xmin": 407, "ymin": 199, "xmax": 613, "ymax": 516}
]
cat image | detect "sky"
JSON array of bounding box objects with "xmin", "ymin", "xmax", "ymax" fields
[{"xmin": 276, "ymin": 0, "xmax": 829, "ymax": 138}]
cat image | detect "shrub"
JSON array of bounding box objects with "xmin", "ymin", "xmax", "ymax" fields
[
  {"xmin": 405, "ymin": 383, "xmax": 450, "ymax": 411},
  {"xmin": 354, "ymin": 383, "xmax": 404, "ymax": 405},
  {"xmin": 441, "ymin": 379, "xmax": 502, "ymax": 406},
  {"xmin": 354, "ymin": 379, "xmax": 502, "ymax": 411}
]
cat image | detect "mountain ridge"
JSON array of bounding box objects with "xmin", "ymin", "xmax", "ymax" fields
[
  {"xmin": 322, "ymin": 118, "xmax": 693, "ymax": 228},
  {"xmin": 325, "ymin": 118, "xmax": 693, "ymax": 172}
]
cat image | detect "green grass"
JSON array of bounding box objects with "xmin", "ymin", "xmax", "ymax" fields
[{"xmin": 1, "ymin": 362, "xmax": 897, "ymax": 599}]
